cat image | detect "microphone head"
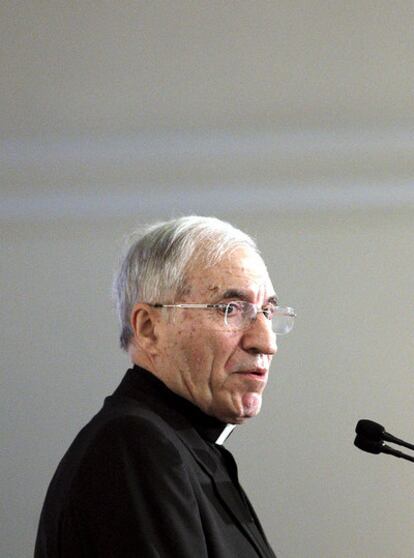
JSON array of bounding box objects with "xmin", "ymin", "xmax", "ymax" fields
[
  {"xmin": 355, "ymin": 419, "xmax": 385, "ymax": 442},
  {"xmin": 354, "ymin": 434, "xmax": 384, "ymax": 455}
]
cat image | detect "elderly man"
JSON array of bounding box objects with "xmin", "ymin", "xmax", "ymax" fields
[{"xmin": 35, "ymin": 216, "xmax": 295, "ymax": 558}]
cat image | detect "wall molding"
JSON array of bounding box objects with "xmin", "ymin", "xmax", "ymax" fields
[{"xmin": 2, "ymin": 128, "xmax": 414, "ymax": 220}]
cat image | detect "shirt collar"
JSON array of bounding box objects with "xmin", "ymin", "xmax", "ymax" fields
[
  {"xmin": 215, "ymin": 423, "xmax": 236, "ymax": 445},
  {"xmin": 121, "ymin": 365, "xmax": 236, "ymax": 445}
]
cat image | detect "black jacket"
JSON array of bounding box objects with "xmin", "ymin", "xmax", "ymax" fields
[{"xmin": 35, "ymin": 366, "xmax": 276, "ymax": 557}]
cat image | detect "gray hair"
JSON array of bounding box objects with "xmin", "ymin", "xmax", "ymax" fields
[{"xmin": 113, "ymin": 215, "xmax": 259, "ymax": 351}]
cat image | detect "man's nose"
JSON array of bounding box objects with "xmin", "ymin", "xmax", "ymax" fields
[{"xmin": 241, "ymin": 314, "xmax": 277, "ymax": 355}]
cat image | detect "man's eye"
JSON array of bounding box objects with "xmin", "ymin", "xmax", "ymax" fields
[
  {"xmin": 215, "ymin": 304, "xmax": 229, "ymax": 315},
  {"xmin": 226, "ymin": 302, "xmax": 241, "ymax": 315},
  {"xmin": 263, "ymin": 305, "xmax": 276, "ymax": 319}
]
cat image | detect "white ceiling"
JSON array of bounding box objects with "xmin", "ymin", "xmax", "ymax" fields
[{"xmin": 2, "ymin": 2, "xmax": 414, "ymax": 215}]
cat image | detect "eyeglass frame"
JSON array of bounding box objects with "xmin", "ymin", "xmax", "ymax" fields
[{"xmin": 148, "ymin": 301, "xmax": 296, "ymax": 334}]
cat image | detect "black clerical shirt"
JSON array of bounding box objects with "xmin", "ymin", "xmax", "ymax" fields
[{"xmin": 35, "ymin": 366, "xmax": 276, "ymax": 557}]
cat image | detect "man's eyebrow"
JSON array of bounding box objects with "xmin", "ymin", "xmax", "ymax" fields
[
  {"xmin": 220, "ymin": 289, "xmax": 250, "ymax": 301},
  {"xmin": 220, "ymin": 289, "xmax": 279, "ymax": 305}
]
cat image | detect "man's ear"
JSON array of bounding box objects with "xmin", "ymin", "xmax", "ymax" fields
[{"xmin": 130, "ymin": 303, "xmax": 159, "ymax": 355}]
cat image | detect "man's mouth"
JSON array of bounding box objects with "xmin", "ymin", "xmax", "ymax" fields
[{"xmin": 235, "ymin": 368, "xmax": 268, "ymax": 381}]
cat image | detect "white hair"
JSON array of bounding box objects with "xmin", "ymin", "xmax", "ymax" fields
[{"xmin": 113, "ymin": 215, "xmax": 259, "ymax": 350}]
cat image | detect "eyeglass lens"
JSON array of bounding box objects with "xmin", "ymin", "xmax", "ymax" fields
[{"xmin": 224, "ymin": 302, "xmax": 294, "ymax": 334}]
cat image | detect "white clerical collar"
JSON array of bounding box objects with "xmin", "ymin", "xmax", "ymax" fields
[{"xmin": 215, "ymin": 424, "xmax": 236, "ymax": 445}]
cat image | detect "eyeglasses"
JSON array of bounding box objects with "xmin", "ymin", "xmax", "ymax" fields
[{"xmin": 149, "ymin": 301, "xmax": 296, "ymax": 334}]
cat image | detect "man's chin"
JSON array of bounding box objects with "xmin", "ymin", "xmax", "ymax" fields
[
  {"xmin": 208, "ymin": 392, "xmax": 263, "ymax": 424},
  {"xmin": 222, "ymin": 394, "xmax": 263, "ymax": 424},
  {"xmin": 241, "ymin": 392, "xmax": 262, "ymax": 417}
]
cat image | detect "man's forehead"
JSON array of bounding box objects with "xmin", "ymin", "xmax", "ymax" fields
[
  {"xmin": 197, "ymin": 247, "xmax": 268, "ymax": 275},
  {"xmin": 186, "ymin": 252, "xmax": 275, "ymax": 300},
  {"xmin": 192, "ymin": 256, "xmax": 268, "ymax": 279}
]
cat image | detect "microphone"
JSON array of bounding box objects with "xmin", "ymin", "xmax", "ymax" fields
[
  {"xmin": 354, "ymin": 434, "xmax": 414, "ymax": 463},
  {"xmin": 355, "ymin": 419, "xmax": 414, "ymax": 452}
]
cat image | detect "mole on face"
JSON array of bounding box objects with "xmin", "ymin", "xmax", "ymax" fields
[
  {"xmin": 178, "ymin": 284, "xmax": 192, "ymax": 299},
  {"xmin": 207, "ymin": 285, "xmax": 219, "ymax": 294}
]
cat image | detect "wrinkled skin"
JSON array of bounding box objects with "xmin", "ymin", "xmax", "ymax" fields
[{"xmin": 131, "ymin": 247, "xmax": 277, "ymax": 424}]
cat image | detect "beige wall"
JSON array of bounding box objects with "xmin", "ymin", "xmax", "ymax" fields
[
  {"xmin": 3, "ymin": 4, "xmax": 414, "ymax": 556},
  {"xmin": 2, "ymin": 207, "xmax": 414, "ymax": 557}
]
